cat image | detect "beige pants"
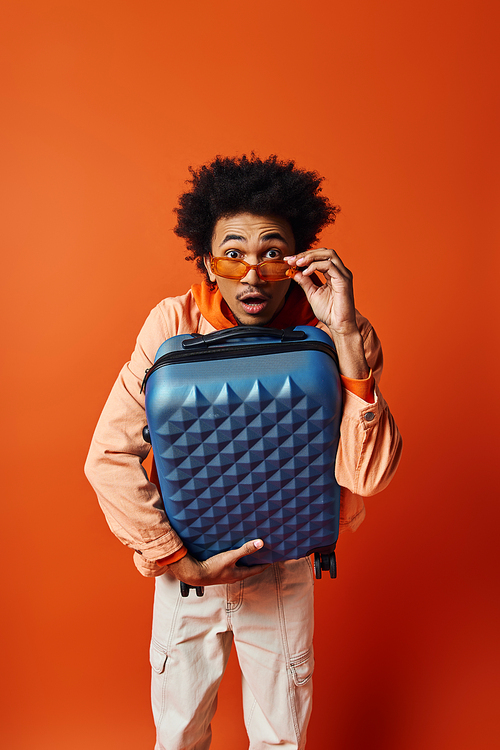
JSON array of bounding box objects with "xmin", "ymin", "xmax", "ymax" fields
[{"xmin": 150, "ymin": 558, "xmax": 315, "ymax": 750}]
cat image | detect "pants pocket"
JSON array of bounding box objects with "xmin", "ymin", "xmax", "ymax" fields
[
  {"xmin": 290, "ymin": 648, "xmax": 314, "ymax": 687},
  {"xmin": 150, "ymin": 638, "xmax": 168, "ymax": 675}
]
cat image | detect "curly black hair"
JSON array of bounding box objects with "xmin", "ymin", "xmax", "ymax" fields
[{"xmin": 174, "ymin": 154, "xmax": 340, "ymax": 285}]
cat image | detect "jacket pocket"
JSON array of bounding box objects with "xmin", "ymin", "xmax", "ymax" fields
[
  {"xmin": 290, "ymin": 649, "xmax": 314, "ymax": 687},
  {"xmin": 150, "ymin": 639, "xmax": 168, "ymax": 674}
]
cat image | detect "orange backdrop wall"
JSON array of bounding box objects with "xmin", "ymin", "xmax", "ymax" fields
[{"xmin": 2, "ymin": 1, "xmax": 499, "ymax": 748}]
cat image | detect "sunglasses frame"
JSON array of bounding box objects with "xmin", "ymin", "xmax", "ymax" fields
[{"xmin": 209, "ymin": 256, "xmax": 296, "ymax": 282}]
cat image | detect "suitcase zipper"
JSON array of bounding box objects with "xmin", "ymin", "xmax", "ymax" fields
[{"xmin": 141, "ymin": 340, "xmax": 338, "ymax": 393}]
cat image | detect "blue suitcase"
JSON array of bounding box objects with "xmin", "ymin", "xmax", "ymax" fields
[{"xmin": 142, "ymin": 325, "xmax": 342, "ymax": 595}]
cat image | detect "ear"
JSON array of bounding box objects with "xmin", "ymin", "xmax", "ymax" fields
[{"xmin": 203, "ymin": 255, "xmax": 216, "ymax": 283}]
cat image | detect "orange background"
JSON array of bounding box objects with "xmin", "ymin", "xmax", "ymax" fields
[{"xmin": 2, "ymin": 1, "xmax": 499, "ymax": 748}]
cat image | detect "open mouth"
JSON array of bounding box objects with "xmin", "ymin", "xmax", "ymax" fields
[{"xmin": 239, "ymin": 296, "xmax": 269, "ymax": 314}]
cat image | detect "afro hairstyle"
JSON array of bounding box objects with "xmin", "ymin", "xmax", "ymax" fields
[{"xmin": 174, "ymin": 153, "xmax": 340, "ymax": 286}]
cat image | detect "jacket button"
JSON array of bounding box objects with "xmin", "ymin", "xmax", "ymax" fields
[{"xmin": 364, "ymin": 411, "xmax": 375, "ymax": 422}]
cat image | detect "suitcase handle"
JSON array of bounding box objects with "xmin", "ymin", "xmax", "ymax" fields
[{"xmin": 182, "ymin": 326, "xmax": 307, "ymax": 349}]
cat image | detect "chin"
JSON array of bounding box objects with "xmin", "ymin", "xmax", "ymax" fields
[{"xmin": 235, "ymin": 315, "xmax": 269, "ymax": 326}]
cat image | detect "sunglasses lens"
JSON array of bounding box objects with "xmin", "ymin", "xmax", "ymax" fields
[
  {"xmin": 213, "ymin": 258, "xmax": 247, "ymax": 278},
  {"xmin": 259, "ymin": 261, "xmax": 290, "ymax": 280}
]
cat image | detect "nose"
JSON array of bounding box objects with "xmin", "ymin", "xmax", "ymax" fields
[{"xmin": 240, "ymin": 265, "xmax": 264, "ymax": 284}]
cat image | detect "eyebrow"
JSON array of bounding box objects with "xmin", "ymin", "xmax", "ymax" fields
[
  {"xmin": 219, "ymin": 232, "xmax": 288, "ymax": 247},
  {"xmin": 219, "ymin": 233, "xmax": 245, "ymax": 246}
]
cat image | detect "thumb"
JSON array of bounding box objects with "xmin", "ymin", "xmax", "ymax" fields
[
  {"xmin": 230, "ymin": 539, "xmax": 265, "ymax": 562},
  {"xmin": 292, "ymin": 271, "xmax": 318, "ymax": 299}
]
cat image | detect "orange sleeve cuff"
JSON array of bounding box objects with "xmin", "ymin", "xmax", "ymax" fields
[
  {"xmin": 156, "ymin": 546, "xmax": 188, "ymax": 567},
  {"xmin": 340, "ymin": 369, "xmax": 375, "ymax": 404}
]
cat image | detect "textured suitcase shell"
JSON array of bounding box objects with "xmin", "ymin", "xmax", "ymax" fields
[{"xmin": 144, "ymin": 325, "xmax": 342, "ymax": 565}]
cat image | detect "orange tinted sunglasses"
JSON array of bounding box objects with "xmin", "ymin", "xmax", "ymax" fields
[{"xmin": 210, "ymin": 256, "xmax": 296, "ymax": 282}]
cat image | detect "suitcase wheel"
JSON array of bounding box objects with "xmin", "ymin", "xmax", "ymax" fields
[
  {"xmin": 329, "ymin": 552, "xmax": 337, "ymax": 579},
  {"xmin": 142, "ymin": 425, "xmax": 151, "ymax": 444},
  {"xmin": 314, "ymin": 553, "xmax": 322, "ymax": 580},
  {"xmin": 180, "ymin": 581, "xmax": 190, "ymax": 597},
  {"xmin": 179, "ymin": 582, "xmax": 206, "ymax": 598},
  {"xmin": 314, "ymin": 552, "xmax": 337, "ymax": 580}
]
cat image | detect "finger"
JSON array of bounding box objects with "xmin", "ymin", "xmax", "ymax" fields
[
  {"xmin": 299, "ymin": 259, "xmax": 346, "ymax": 281},
  {"xmin": 203, "ymin": 541, "xmax": 269, "ymax": 583},
  {"xmin": 285, "ymin": 248, "xmax": 334, "ymax": 265},
  {"xmin": 205, "ymin": 539, "xmax": 264, "ymax": 572},
  {"xmin": 291, "ymin": 270, "xmax": 321, "ymax": 296},
  {"xmin": 232, "ymin": 539, "xmax": 265, "ymax": 560},
  {"xmin": 290, "ymin": 249, "xmax": 351, "ymax": 277}
]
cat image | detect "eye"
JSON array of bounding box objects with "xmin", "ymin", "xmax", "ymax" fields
[
  {"xmin": 265, "ymin": 248, "xmax": 282, "ymax": 260},
  {"xmin": 225, "ymin": 249, "xmax": 241, "ymax": 259}
]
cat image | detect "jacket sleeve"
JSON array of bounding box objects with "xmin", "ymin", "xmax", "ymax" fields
[
  {"xmin": 334, "ymin": 314, "xmax": 403, "ymax": 497},
  {"xmin": 84, "ymin": 305, "xmax": 185, "ymax": 574}
]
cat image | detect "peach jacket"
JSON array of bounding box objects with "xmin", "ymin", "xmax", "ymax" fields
[{"xmin": 85, "ymin": 290, "xmax": 402, "ymax": 577}]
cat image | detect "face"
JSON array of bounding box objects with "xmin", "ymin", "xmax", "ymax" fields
[{"xmin": 205, "ymin": 213, "xmax": 295, "ymax": 326}]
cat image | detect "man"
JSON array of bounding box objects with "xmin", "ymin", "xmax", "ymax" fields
[{"xmin": 85, "ymin": 154, "xmax": 402, "ymax": 750}]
